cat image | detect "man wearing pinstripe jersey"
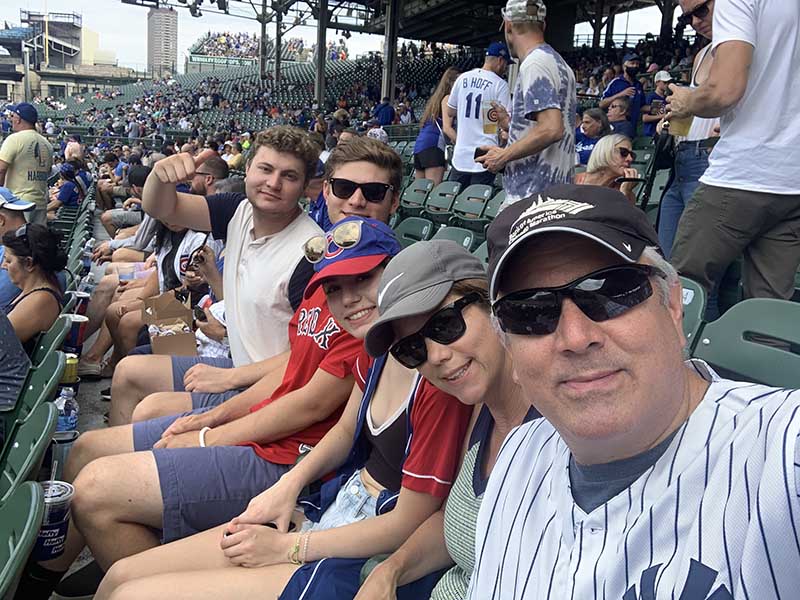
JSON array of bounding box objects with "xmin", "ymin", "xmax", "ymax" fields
[{"xmin": 467, "ymin": 183, "xmax": 800, "ymax": 600}]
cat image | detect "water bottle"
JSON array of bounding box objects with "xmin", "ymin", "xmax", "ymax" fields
[
  {"xmin": 77, "ymin": 273, "xmax": 96, "ymax": 294},
  {"xmin": 55, "ymin": 388, "xmax": 79, "ymax": 432},
  {"xmin": 81, "ymin": 237, "xmax": 95, "ymax": 274}
]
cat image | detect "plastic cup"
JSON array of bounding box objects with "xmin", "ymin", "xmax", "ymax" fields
[
  {"xmin": 64, "ymin": 315, "xmax": 89, "ymax": 350},
  {"xmin": 73, "ymin": 291, "xmax": 91, "ymax": 316},
  {"xmin": 118, "ymin": 265, "xmax": 135, "ymax": 281},
  {"xmin": 482, "ymin": 102, "xmax": 499, "ymax": 135},
  {"xmin": 33, "ymin": 481, "xmax": 74, "ymax": 560},
  {"xmin": 668, "ymin": 115, "xmax": 693, "ymax": 137}
]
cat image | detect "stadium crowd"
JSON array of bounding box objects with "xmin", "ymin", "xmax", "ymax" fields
[{"xmin": 1, "ymin": 0, "xmax": 799, "ymax": 598}]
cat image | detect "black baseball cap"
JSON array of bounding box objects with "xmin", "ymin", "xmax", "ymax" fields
[{"xmin": 486, "ymin": 184, "xmax": 661, "ymax": 301}]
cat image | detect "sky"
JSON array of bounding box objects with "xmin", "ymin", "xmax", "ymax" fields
[{"xmin": 0, "ymin": 0, "xmax": 672, "ymax": 73}]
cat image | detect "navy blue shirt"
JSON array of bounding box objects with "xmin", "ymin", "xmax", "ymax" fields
[
  {"xmin": 610, "ymin": 119, "xmax": 637, "ymax": 140},
  {"xmin": 602, "ymin": 76, "xmax": 645, "ymax": 131},
  {"xmin": 373, "ymin": 103, "xmax": 395, "ymax": 127},
  {"xmin": 575, "ymin": 128, "xmax": 602, "ymax": 166},
  {"xmin": 643, "ymin": 92, "xmax": 666, "ymax": 137}
]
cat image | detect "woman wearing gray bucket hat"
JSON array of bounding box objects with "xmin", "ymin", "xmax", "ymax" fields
[{"xmin": 356, "ymin": 240, "xmax": 535, "ymax": 600}]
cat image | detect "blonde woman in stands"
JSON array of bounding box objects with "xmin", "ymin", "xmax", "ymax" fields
[
  {"xmin": 575, "ymin": 133, "xmax": 640, "ymax": 203},
  {"xmin": 412, "ymin": 67, "xmax": 460, "ymax": 186}
]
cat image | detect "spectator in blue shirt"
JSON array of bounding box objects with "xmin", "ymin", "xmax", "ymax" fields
[
  {"xmin": 575, "ymin": 108, "xmax": 611, "ymax": 166},
  {"xmin": 642, "ymin": 71, "xmax": 672, "ymax": 137},
  {"xmin": 607, "ymin": 96, "xmax": 636, "ymax": 139},
  {"xmin": 48, "ymin": 161, "xmax": 93, "ymax": 216},
  {"xmin": 0, "ymin": 187, "xmax": 34, "ymax": 307},
  {"xmin": 0, "ymin": 115, "xmax": 10, "ymax": 134},
  {"xmin": 373, "ymin": 97, "xmax": 396, "ymax": 127},
  {"xmin": 600, "ymin": 52, "xmax": 645, "ymax": 131}
]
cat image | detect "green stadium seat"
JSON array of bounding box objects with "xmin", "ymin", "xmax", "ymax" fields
[
  {"xmin": 472, "ymin": 241, "xmax": 489, "ymax": 264},
  {"xmin": 30, "ymin": 316, "xmax": 71, "ymax": 367},
  {"xmin": 483, "ymin": 190, "xmax": 506, "ymax": 222},
  {"xmin": 432, "ymin": 226, "xmax": 476, "ymax": 251},
  {"xmin": 0, "ymin": 482, "xmax": 45, "ymax": 599},
  {"xmin": 399, "ymin": 178, "xmax": 434, "ymax": 218},
  {"xmin": 0, "ymin": 402, "xmax": 58, "ymax": 502},
  {"xmin": 691, "ymin": 298, "xmax": 800, "ymax": 387},
  {"xmin": 680, "ymin": 277, "xmax": 707, "ymax": 353},
  {"xmin": 393, "ymin": 217, "xmax": 435, "ymax": 249},
  {"xmin": 422, "ymin": 181, "xmax": 461, "ymax": 226},
  {"xmin": 1, "ymin": 352, "xmax": 65, "ymax": 445},
  {"xmin": 448, "ymin": 184, "xmax": 494, "ymax": 235}
]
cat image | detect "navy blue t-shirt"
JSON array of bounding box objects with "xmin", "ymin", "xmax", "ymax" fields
[
  {"xmin": 575, "ymin": 128, "xmax": 602, "ymax": 166},
  {"xmin": 643, "ymin": 92, "xmax": 666, "ymax": 137},
  {"xmin": 602, "ymin": 76, "xmax": 645, "ymax": 131},
  {"xmin": 611, "ymin": 119, "xmax": 636, "ymax": 140}
]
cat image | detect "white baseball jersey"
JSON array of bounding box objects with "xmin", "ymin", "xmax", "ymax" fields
[
  {"xmin": 447, "ymin": 68, "xmax": 510, "ymax": 173},
  {"xmin": 467, "ymin": 360, "xmax": 800, "ymax": 600}
]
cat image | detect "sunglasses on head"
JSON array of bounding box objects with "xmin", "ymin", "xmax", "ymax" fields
[
  {"xmin": 618, "ymin": 147, "xmax": 636, "ymax": 161},
  {"xmin": 329, "ymin": 178, "xmax": 393, "ymax": 203},
  {"xmin": 492, "ymin": 264, "xmax": 665, "ymax": 336},
  {"xmin": 304, "ymin": 220, "xmax": 363, "ymax": 263},
  {"xmin": 679, "ymin": 0, "xmax": 711, "ymax": 25},
  {"xmin": 390, "ymin": 292, "xmax": 483, "ymax": 369}
]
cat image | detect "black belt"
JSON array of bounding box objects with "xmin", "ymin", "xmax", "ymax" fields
[{"xmin": 677, "ymin": 137, "xmax": 718, "ymax": 150}]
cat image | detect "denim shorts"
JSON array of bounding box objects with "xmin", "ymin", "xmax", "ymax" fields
[{"xmin": 301, "ymin": 471, "xmax": 378, "ymax": 533}]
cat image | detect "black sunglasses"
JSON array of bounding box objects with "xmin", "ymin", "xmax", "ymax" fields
[
  {"xmin": 329, "ymin": 178, "xmax": 393, "ymax": 203},
  {"xmin": 618, "ymin": 147, "xmax": 637, "ymax": 161},
  {"xmin": 492, "ymin": 264, "xmax": 665, "ymax": 336},
  {"xmin": 679, "ymin": 0, "xmax": 712, "ymax": 25},
  {"xmin": 390, "ymin": 292, "xmax": 482, "ymax": 369}
]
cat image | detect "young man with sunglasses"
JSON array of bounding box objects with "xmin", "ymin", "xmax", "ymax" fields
[
  {"xmin": 667, "ymin": 0, "xmax": 800, "ymax": 305},
  {"xmin": 466, "ymin": 183, "xmax": 800, "ymax": 599},
  {"xmin": 17, "ymin": 137, "xmax": 403, "ymax": 599}
]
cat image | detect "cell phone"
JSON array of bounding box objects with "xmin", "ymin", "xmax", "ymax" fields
[
  {"xmin": 193, "ymin": 306, "xmax": 208, "ymax": 322},
  {"xmin": 188, "ymin": 233, "xmax": 211, "ymax": 267},
  {"xmin": 474, "ymin": 147, "xmax": 489, "ymax": 161}
]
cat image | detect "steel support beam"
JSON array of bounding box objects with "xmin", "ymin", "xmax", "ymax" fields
[
  {"xmin": 314, "ymin": 0, "xmax": 328, "ymax": 109},
  {"xmin": 380, "ymin": 0, "xmax": 400, "ymax": 102}
]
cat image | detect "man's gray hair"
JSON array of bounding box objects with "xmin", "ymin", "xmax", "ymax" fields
[{"xmin": 641, "ymin": 246, "xmax": 679, "ymax": 306}]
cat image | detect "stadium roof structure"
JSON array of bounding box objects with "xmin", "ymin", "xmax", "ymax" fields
[{"xmin": 352, "ymin": 0, "xmax": 666, "ymax": 48}]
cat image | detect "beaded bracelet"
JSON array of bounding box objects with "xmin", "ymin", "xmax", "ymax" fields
[{"xmin": 300, "ymin": 531, "xmax": 311, "ymax": 564}]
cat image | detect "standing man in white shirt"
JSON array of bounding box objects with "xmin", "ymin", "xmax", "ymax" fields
[
  {"xmin": 444, "ymin": 42, "xmax": 511, "ymax": 188},
  {"xmin": 667, "ymin": 0, "xmax": 800, "ymax": 302},
  {"xmin": 476, "ymin": 0, "xmax": 576, "ymax": 206}
]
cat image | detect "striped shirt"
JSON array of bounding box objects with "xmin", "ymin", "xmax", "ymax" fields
[{"xmin": 467, "ymin": 360, "xmax": 800, "ymax": 599}]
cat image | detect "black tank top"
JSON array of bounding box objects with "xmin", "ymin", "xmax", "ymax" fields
[
  {"xmin": 5, "ymin": 287, "xmax": 63, "ymax": 354},
  {"xmin": 362, "ymin": 401, "xmax": 409, "ymax": 491}
]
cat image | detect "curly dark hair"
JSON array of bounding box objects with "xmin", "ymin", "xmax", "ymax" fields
[
  {"xmin": 247, "ymin": 126, "xmax": 321, "ymax": 184},
  {"xmin": 2, "ymin": 223, "xmax": 67, "ymax": 283}
]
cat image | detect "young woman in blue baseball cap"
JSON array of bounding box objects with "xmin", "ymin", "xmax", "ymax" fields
[{"xmin": 96, "ymin": 216, "xmax": 473, "ymax": 600}]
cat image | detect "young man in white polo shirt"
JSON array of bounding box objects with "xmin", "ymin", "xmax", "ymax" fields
[{"xmin": 107, "ymin": 126, "xmax": 323, "ymax": 424}]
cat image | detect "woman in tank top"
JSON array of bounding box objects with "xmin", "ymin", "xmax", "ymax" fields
[
  {"xmin": 354, "ymin": 240, "xmax": 533, "ymax": 600},
  {"xmin": 95, "ymin": 218, "xmax": 473, "ymax": 600},
  {"xmin": 2, "ymin": 223, "xmax": 65, "ymax": 353}
]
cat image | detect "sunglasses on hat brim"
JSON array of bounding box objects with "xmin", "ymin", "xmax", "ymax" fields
[
  {"xmin": 492, "ymin": 264, "xmax": 665, "ymax": 335},
  {"xmin": 304, "ymin": 220, "xmax": 363, "ymax": 263}
]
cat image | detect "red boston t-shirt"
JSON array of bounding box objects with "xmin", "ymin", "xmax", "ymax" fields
[
  {"xmin": 401, "ymin": 377, "xmax": 473, "ymax": 498},
  {"xmin": 244, "ymin": 286, "xmax": 363, "ymax": 465}
]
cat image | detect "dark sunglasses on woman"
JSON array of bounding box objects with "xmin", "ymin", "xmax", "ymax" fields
[
  {"xmin": 328, "ymin": 178, "xmax": 394, "ymax": 203},
  {"xmin": 492, "ymin": 264, "xmax": 666, "ymax": 335},
  {"xmin": 304, "ymin": 220, "xmax": 363, "ymax": 263},
  {"xmin": 678, "ymin": 0, "xmax": 711, "ymax": 26},
  {"xmin": 390, "ymin": 292, "xmax": 483, "ymax": 369},
  {"xmin": 618, "ymin": 147, "xmax": 637, "ymax": 161}
]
